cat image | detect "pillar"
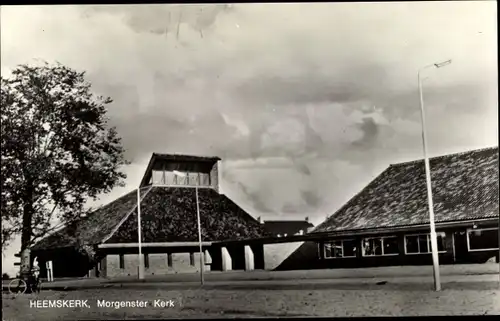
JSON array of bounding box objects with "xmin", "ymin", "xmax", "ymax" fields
[
  {"xmin": 251, "ymin": 244, "xmax": 265, "ymax": 270},
  {"xmin": 209, "ymin": 248, "xmax": 222, "ymax": 271},
  {"xmin": 244, "ymin": 245, "xmax": 255, "ymax": 271},
  {"xmin": 204, "ymin": 250, "xmax": 212, "ymax": 264},
  {"xmin": 100, "ymin": 256, "xmax": 107, "ymax": 278},
  {"xmin": 221, "ymin": 247, "xmax": 232, "ymax": 271},
  {"xmin": 228, "ymin": 246, "xmax": 245, "ymax": 270}
]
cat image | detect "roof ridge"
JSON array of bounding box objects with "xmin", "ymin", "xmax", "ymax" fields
[
  {"xmin": 216, "ymin": 189, "xmax": 263, "ymax": 225},
  {"xmin": 32, "ymin": 189, "xmax": 141, "ymax": 248},
  {"xmin": 314, "ymin": 146, "xmax": 498, "ymax": 234},
  {"xmin": 91, "ymin": 189, "xmax": 139, "ymax": 212},
  {"xmin": 312, "ymin": 166, "xmax": 393, "ymax": 232},
  {"xmin": 390, "ymin": 146, "xmax": 498, "ymax": 168},
  {"xmin": 100, "ymin": 186, "xmax": 155, "ymax": 243}
]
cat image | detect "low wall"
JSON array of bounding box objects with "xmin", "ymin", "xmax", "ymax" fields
[{"xmin": 105, "ymin": 253, "xmax": 210, "ymax": 278}]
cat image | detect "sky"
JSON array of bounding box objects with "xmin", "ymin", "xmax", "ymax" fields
[{"xmin": 1, "ymin": 2, "xmax": 497, "ymax": 276}]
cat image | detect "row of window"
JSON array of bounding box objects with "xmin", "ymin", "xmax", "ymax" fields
[
  {"xmin": 468, "ymin": 228, "xmax": 498, "ymax": 251},
  {"xmin": 324, "ymin": 228, "xmax": 498, "ymax": 259},
  {"xmin": 324, "ymin": 233, "xmax": 446, "ymax": 258},
  {"xmin": 150, "ymin": 171, "xmax": 211, "ymax": 187}
]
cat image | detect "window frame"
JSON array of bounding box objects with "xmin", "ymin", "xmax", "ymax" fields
[
  {"xmin": 404, "ymin": 232, "xmax": 447, "ymax": 255},
  {"xmin": 324, "ymin": 239, "xmax": 357, "ymax": 259},
  {"xmin": 466, "ymin": 227, "xmax": 499, "ymax": 252},
  {"xmin": 361, "ymin": 236, "xmax": 400, "ymax": 257}
]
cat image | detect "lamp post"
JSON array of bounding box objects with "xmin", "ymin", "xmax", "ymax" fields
[
  {"xmin": 418, "ymin": 59, "xmax": 452, "ymax": 292},
  {"xmin": 173, "ymin": 171, "xmax": 204, "ymax": 285},
  {"xmin": 137, "ymin": 187, "xmax": 145, "ymax": 280},
  {"xmin": 137, "ymin": 185, "xmax": 155, "ymax": 280}
]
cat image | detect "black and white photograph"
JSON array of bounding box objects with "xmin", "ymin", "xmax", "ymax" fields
[{"xmin": 1, "ymin": 1, "xmax": 499, "ymax": 319}]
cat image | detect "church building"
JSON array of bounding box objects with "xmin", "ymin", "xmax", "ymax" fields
[{"xmin": 31, "ymin": 154, "xmax": 271, "ymax": 278}]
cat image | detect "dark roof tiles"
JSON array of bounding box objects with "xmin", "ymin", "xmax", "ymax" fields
[
  {"xmin": 33, "ymin": 186, "xmax": 268, "ymax": 251},
  {"xmin": 313, "ymin": 147, "xmax": 499, "ymax": 233},
  {"xmin": 32, "ymin": 189, "xmax": 146, "ymax": 250},
  {"xmin": 107, "ymin": 187, "xmax": 268, "ymax": 243}
]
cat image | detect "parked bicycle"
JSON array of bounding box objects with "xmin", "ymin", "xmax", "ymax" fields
[{"xmin": 8, "ymin": 270, "xmax": 42, "ymax": 295}]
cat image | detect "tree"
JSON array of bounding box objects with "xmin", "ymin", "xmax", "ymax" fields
[{"xmin": 1, "ymin": 62, "xmax": 129, "ymax": 254}]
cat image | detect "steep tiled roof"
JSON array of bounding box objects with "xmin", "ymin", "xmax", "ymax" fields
[
  {"xmin": 32, "ymin": 186, "xmax": 268, "ymax": 251},
  {"xmin": 313, "ymin": 147, "xmax": 499, "ymax": 233},
  {"xmin": 32, "ymin": 189, "xmax": 148, "ymax": 250},
  {"xmin": 263, "ymin": 220, "xmax": 314, "ymax": 236},
  {"xmin": 107, "ymin": 186, "xmax": 269, "ymax": 243}
]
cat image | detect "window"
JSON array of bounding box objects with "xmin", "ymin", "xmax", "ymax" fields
[
  {"xmin": 405, "ymin": 233, "xmax": 446, "ymax": 254},
  {"xmin": 119, "ymin": 254, "xmax": 124, "ymax": 269},
  {"xmin": 144, "ymin": 254, "xmax": 149, "ymax": 269},
  {"xmin": 200, "ymin": 173, "xmax": 211, "ymax": 185},
  {"xmin": 324, "ymin": 239, "xmax": 357, "ymax": 258},
  {"xmin": 167, "ymin": 253, "xmax": 173, "ymax": 267},
  {"xmin": 152, "ymin": 170, "xmax": 211, "ymax": 186},
  {"xmin": 164, "ymin": 172, "xmax": 177, "ymax": 185},
  {"xmin": 362, "ymin": 236, "xmax": 399, "ymax": 256},
  {"xmin": 151, "ymin": 171, "xmax": 163, "ymax": 184},
  {"xmin": 187, "ymin": 172, "xmax": 199, "ymax": 185},
  {"xmin": 467, "ymin": 228, "xmax": 499, "ymax": 251}
]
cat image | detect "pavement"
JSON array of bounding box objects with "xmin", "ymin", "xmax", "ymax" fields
[{"xmin": 3, "ymin": 263, "xmax": 499, "ymax": 291}]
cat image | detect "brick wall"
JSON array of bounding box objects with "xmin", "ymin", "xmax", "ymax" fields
[{"xmin": 105, "ymin": 252, "xmax": 210, "ymax": 278}]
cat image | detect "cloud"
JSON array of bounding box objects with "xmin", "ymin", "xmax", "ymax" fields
[
  {"xmin": 1, "ymin": 2, "xmax": 497, "ymax": 222},
  {"xmin": 351, "ymin": 117, "xmax": 380, "ymax": 149}
]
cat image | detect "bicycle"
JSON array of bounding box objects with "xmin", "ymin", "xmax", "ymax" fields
[
  {"xmin": 7, "ymin": 271, "xmax": 42, "ymax": 295},
  {"xmin": 7, "ymin": 277, "xmax": 27, "ymax": 295}
]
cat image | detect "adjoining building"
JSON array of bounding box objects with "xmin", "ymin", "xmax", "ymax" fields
[
  {"xmin": 262, "ymin": 218, "xmax": 315, "ymax": 237},
  {"xmin": 31, "ymin": 154, "xmax": 271, "ymax": 278},
  {"xmin": 276, "ymin": 147, "xmax": 499, "ymax": 270}
]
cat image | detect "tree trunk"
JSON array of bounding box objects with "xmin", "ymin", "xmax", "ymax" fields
[
  {"xmin": 20, "ymin": 187, "xmax": 34, "ymax": 278},
  {"xmin": 21, "ymin": 203, "xmax": 34, "ymax": 251}
]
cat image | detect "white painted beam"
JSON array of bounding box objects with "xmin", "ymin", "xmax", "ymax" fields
[{"xmin": 98, "ymin": 242, "xmax": 212, "ymax": 249}]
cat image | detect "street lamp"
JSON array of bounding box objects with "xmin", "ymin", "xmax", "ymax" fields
[
  {"xmin": 137, "ymin": 186, "xmax": 150, "ymax": 280},
  {"xmin": 173, "ymin": 170, "xmax": 205, "ymax": 285},
  {"xmin": 137, "ymin": 188, "xmax": 143, "ymax": 280},
  {"xmin": 418, "ymin": 59, "xmax": 452, "ymax": 292}
]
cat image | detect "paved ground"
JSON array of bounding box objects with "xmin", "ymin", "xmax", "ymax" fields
[
  {"xmin": 3, "ymin": 263, "xmax": 499, "ymax": 290},
  {"xmin": 4, "ymin": 273, "xmax": 499, "ymax": 292},
  {"xmin": 3, "ymin": 264, "xmax": 499, "ymax": 319},
  {"xmin": 2, "ymin": 281, "xmax": 500, "ymax": 320}
]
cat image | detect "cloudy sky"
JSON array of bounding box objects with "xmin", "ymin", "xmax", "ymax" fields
[{"xmin": 1, "ymin": 2, "xmax": 497, "ymax": 274}]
